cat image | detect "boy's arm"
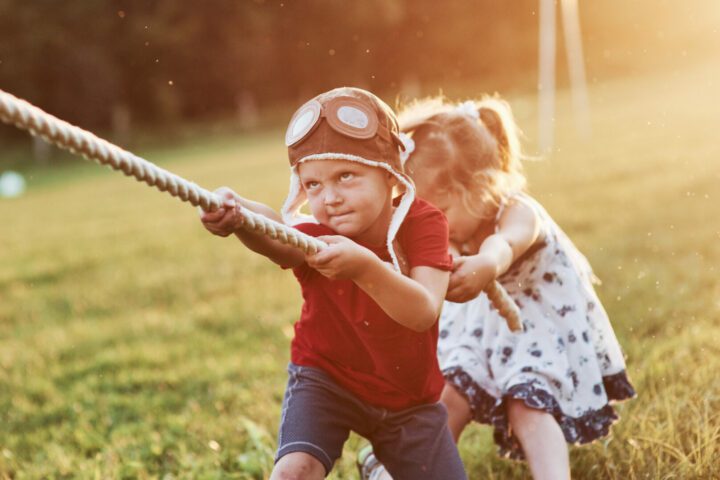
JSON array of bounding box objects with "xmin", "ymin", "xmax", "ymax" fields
[
  {"xmin": 201, "ymin": 188, "xmax": 305, "ymax": 268},
  {"xmin": 356, "ymin": 262, "xmax": 450, "ymax": 332},
  {"xmin": 306, "ymin": 236, "xmax": 449, "ymax": 332}
]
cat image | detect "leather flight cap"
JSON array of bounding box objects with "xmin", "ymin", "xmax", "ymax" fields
[{"xmin": 286, "ymin": 92, "xmax": 405, "ymax": 170}]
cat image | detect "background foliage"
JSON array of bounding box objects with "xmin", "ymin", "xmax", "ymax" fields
[
  {"xmin": 1, "ymin": 1, "xmax": 719, "ymax": 478},
  {"xmin": 1, "ymin": 0, "xmax": 717, "ymax": 133}
]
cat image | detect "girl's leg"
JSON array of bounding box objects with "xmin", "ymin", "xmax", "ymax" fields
[
  {"xmin": 440, "ymin": 382, "xmax": 474, "ymax": 443},
  {"xmin": 506, "ymin": 399, "xmax": 571, "ymax": 480},
  {"xmin": 271, "ymin": 452, "xmax": 325, "ymax": 480}
]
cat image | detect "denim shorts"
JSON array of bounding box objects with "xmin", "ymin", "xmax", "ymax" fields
[{"xmin": 275, "ymin": 363, "xmax": 466, "ymax": 479}]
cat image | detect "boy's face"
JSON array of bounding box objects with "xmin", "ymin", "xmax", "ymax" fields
[{"xmin": 298, "ymin": 159, "xmax": 396, "ymax": 245}]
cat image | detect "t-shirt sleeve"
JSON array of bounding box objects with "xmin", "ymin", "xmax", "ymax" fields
[{"xmin": 399, "ymin": 199, "xmax": 453, "ymax": 271}]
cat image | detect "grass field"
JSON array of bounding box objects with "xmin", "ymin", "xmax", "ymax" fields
[{"xmin": 1, "ymin": 60, "xmax": 719, "ymax": 479}]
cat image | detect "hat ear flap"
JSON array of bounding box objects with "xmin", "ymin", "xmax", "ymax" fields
[
  {"xmin": 281, "ymin": 170, "xmax": 317, "ymax": 225},
  {"xmin": 398, "ymin": 132, "xmax": 415, "ymax": 165}
]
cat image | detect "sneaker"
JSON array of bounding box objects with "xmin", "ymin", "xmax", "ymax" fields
[{"xmin": 357, "ymin": 444, "xmax": 384, "ymax": 480}]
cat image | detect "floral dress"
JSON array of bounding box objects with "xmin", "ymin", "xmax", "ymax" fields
[{"xmin": 437, "ymin": 194, "xmax": 635, "ymax": 459}]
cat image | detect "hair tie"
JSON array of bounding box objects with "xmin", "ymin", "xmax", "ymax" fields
[
  {"xmin": 455, "ymin": 100, "xmax": 480, "ymax": 120},
  {"xmin": 398, "ymin": 132, "xmax": 415, "ymax": 165}
]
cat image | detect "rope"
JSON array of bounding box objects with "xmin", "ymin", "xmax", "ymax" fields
[
  {"xmin": 0, "ymin": 88, "xmax": 325, "ymax": 254},
  {"xmin": 0, "ymin": 88, "xmax": 522, "ymax": 331},
  {"xmin": 485, "ymin": 281, "xmax": 522, "ymax": 332}
]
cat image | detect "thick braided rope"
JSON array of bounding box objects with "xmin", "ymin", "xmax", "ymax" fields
[
  {"xmin": 485, "ymin": 281, "xmax": 523, "ymax": 332},
  {"xmin": 0, "ymin": 88, "xmax": 521, "ymax": 330},
  {"xmin": 0, "ymin": 88, "xmax": 324, "ymax": 254}
]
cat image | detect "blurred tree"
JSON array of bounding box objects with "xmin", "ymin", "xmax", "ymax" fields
[{"xmin": 0, "ymin": 0, "xmax": 717, "ymax": 137}]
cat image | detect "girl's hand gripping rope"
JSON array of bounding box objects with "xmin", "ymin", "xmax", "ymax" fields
[
  {"xmin": 446, "ymin": 254, "xmax": 496, "ymax": 303},
  {"xmin": 448, "ymin": 253, "xmax": 523, "ymax": 332}
]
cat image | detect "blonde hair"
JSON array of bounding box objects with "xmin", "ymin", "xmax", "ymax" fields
[{"xmin": 398, "ymin": 95, "xmax": 526, "ymax": 219}]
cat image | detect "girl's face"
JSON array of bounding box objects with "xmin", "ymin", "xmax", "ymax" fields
[
  {"xmin": 419, "ymin": 185, "xmax": 483, "ymax": 246},
  {"xmin": 298, "ymin": 159, "xmax": 396, "ymax": 246},
  {"xmin": 410, "ymin": 148, "xmax": 484, "ymax": 246}
]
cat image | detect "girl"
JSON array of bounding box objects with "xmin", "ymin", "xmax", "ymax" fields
[{"xmin": 359, "ymin": 96, "xmax": 635, "ymax": 480}]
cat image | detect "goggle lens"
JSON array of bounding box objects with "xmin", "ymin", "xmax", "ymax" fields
[
  {"xmin": 285, "ymin": 100, "xmax": 321, "ymax": 147},
  {"xmin": 285, "ymin": 96, "xmax": 379, "ymax": 147},
  {"xmin": 337, "ymin": 106, "xmax": 369, "ymax": 129}
]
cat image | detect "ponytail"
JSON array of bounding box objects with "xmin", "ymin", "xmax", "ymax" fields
[{"xmin": 477, "ymin": 98, "xmax": 522, "ymax": 174}]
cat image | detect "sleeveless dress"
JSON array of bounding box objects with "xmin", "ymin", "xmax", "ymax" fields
[{"xmin": 437, "ymin": 194, "xmax": 635, "ymax": 459}]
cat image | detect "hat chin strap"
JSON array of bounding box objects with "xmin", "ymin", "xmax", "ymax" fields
[{"xmin": 281, "ymin": 153, "xmax": 415, "ymax": 272}]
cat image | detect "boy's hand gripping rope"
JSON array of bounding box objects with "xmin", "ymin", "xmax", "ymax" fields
[{"xmin": 0, "ymin": 88, "xmax": 522, "ymax": 331}]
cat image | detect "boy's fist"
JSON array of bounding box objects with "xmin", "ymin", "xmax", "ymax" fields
[
  {"xmin": 305, "ymin": 235, "xmax": 373, "ymax": 280},
  {"xmin": 200, "ymin": 187, "xmax": 245, "ymax": 237}
]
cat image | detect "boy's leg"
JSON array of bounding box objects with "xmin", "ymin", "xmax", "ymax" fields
[
  {"xmin": 272, "ymin": 452, "xmax": 325, "ymax": 480},
  {"xmin": 371, "ymin": 402, "xmax": 467, "ymax": 480},
  {"xmin": 357, "ymin": 383, "xmax": 473, "ymax": 480},
  {"xmin": 273, "ymin": 363, "xmax": 363, "ymax": 477}
]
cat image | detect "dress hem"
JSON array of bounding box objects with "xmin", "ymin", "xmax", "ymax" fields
[{"xmin": 443, "ymin": 367, "xmax": 636, "ymax": 460}]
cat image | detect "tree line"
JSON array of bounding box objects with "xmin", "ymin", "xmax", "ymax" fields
[{"xmin": 0, "ymin": 0, "xmax": 710, "ymax": 135}]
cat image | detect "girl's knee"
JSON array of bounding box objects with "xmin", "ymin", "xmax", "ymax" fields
[
  {"xmin": 507, "ymin": 398, "xmax": 543, "ymax": 418},
  {"xmin": 441, "ymin": 383, "xmax": 472, "ymax": 418},
  {"xmin": 271, "ymin": 452, "xmax": 326, "ymax": 480},
  {"xmin": 440, "ymin": 383, "xmax": 473, "ymax": 441},
  {"xmin": 508, "ymin": 399, "xmax": 546, "ymax": 427},
  {"xmin": 506, "ymin": 399, "xmax": 560, "ymax": 436}
]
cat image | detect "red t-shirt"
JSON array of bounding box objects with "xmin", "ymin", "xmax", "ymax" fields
[{"xmin": 288, "ymin": 197, "xmax": 453, "ymax": 410}]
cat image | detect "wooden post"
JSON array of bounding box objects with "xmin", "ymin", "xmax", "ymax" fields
[
  {"xmin": 538, "ymin": 0, "xmax": 557, "ymax": 154},
  {"xmin": 561, "ymin": 0, "xmax": 591, "ymax": 138}
]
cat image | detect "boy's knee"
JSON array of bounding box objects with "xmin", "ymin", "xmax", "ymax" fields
[{"xmin": 271, "ymin": 452, "xmax": 326, "ymax": 480}]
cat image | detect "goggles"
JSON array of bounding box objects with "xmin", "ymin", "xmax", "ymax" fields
[{"xmin": 285, "ymin": 95, "xmax": 403, "ymax": 150}]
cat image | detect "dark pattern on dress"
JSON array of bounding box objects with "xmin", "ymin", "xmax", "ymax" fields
[{"xmin": 444, "ymin": 368, "xmax": 634, "ymax": 459}]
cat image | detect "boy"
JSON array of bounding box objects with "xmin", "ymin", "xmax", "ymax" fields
[{"xmin": 201, "ymin": 87, "xmax": 466, "ymax": 479}]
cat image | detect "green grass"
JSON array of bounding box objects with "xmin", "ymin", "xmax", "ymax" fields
[{"xmin": 1, "ymin": 61, "xmax": 719, "ymax": 479}]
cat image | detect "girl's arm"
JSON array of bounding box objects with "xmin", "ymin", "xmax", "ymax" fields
[
  {"xmin": 447, "ymin": 197, "xmax": 540, "ymax": 302},
  {"xmin": 480, "ymin": 196, "xmax": 541, "ymax": 275},
  {"xmin": 200, "ymin": 187, "xmax": 305, "ymax": 268},
  {"xmin": 306, "ymin": 236, "xmax": 449, "ymax": 332}
]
